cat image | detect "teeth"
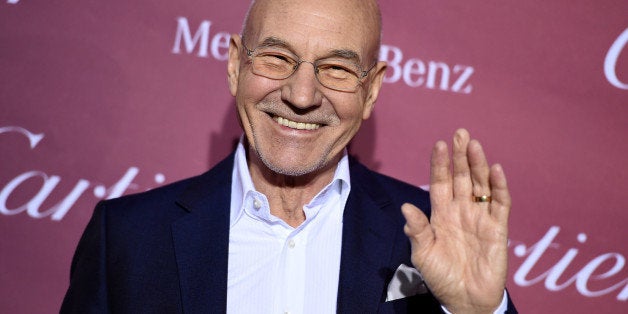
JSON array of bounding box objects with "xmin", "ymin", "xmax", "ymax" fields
[{"xmin": 275, "ymin": 116, "xmax": 321, "ymax": 130}]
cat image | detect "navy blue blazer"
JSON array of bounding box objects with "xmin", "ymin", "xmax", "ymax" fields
[{"xmin": 61, "ymin": 154, "xmax": 516, "ymax": 313}]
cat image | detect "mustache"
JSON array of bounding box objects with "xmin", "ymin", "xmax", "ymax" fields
[{"xmin": 256, "ymin": 99, "xmax": 339, "ymax": 125}]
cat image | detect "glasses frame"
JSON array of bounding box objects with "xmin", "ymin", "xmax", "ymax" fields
[{"xmin": 241, "ymin": 39, "xmax": 377, "ymax": 92}]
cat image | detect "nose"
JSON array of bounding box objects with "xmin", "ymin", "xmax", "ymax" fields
[{"xmin": 280, "ymin": 61, "xmax": 323, "ymax": 110}]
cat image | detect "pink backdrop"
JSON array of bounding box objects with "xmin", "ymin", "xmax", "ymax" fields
[{"xmin": 1, "ymin": 1, "xmax": 627, "ymax": 313}]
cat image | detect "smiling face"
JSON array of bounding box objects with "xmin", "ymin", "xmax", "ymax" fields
[{"xmin": 228, "ymin": 0, "xmax": 386, "ymax": 177}]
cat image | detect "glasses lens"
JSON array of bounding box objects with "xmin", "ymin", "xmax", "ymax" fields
[
  {"xmin": 247, "ymin": 46, "xmax": 364, "ymax": 92},
  {"xmin": 251, "ymin": 51, "xmax": 297, "ymax": 79},
  {"xmin": 316, "ymin": 61, "xmax": 360, "ymax": 91}
]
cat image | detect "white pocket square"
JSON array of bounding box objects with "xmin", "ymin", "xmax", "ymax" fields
[{"xmin": 385, "ymin": 264, "xmax": 428, "ymax": 302}]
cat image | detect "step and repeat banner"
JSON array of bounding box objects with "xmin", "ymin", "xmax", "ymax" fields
[{"xmin": 1, "ymin": 1, "xmax": 626, "ymax": 313}]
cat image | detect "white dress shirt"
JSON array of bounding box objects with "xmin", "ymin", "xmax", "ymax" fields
[
  {"xmin": 225, "ymin": 141, "xmax": 509, "ymax": 313},
  {"xmin": 226, "ymin": 142, "xmax": 350, "ymax": 314}
]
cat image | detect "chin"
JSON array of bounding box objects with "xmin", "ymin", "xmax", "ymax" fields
[{"xmin": 264, "ymin": 158, "xmax": 325, "ymax": 177}]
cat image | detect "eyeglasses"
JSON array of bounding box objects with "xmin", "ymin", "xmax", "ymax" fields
[{"xmin": 242, "ymin": 41, "xmax": 376, "ymax": 92}]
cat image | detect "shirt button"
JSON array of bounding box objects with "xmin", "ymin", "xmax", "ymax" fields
[
  {"xmin": 288, "ymin": 239, "xmax": 295, "ymax": 248},
  {"xmin": 253, "ymin": 199, "xmax": 261, "ymax": 209}
]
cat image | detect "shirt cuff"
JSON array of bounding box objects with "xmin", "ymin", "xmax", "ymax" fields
[{"xmin": 440, "ymin": 290, "xmax": 509, "ymax": 314}]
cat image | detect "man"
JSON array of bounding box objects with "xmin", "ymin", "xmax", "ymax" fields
[{"xmin": 62, "ymin": 0, "xmax": 516, "ymax": 313}]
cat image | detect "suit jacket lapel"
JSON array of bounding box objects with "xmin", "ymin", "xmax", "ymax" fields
[
  {"xmin": 172, "ymin": 154, "xmax": 234, "ymax": 313},
  {"xmin": 168, "ymin": 155, "xmax": 403, "ymax": 313},
  {"xmin": 337, "ymin": 159, "xmax": 400, "ymax": 313}
]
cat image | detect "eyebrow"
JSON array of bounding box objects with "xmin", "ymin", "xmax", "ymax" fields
[
  {"xmin": 257, "ymin": 37, "xmax": 292, "ymax": 50},
  {"xmin": 328, "ymin": 49, "xmax": 362, "ymax": 65},
  {"xmin": 255, "ymin": 36, "xmax": 363, "ymax": 65}
]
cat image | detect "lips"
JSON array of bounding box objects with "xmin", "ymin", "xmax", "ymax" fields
[{"xmin": 273, "ymin": 116, "xmax": 321, "ymax": 130}]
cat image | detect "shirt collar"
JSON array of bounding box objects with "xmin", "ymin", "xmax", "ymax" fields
[{"xmin": 230, "ymin": 138, "xmax": 351, "ymax": 227}]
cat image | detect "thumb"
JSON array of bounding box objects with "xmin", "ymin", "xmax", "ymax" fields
[{"xmin": 401, "ymin": 203, "xmax": 434, "ymax": 257}]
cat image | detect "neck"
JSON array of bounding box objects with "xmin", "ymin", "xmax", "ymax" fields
[{"xmin": 246, "ymin": 147, "xmax": 339, "ymax": 228}]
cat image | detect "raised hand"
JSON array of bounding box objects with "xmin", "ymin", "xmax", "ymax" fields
[{"xmin": 401, "ymin": 129, "xmax": 511, "ymax": 314}]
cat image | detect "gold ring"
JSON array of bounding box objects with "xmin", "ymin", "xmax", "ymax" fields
[{"xmin": 473, "ymin": 195, "xmax": 492, "ymax": 203}]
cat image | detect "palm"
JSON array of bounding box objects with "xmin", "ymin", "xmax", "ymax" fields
[{"xmin": 401, "ymin": 129, "xmax": 511, "ymax": 314}]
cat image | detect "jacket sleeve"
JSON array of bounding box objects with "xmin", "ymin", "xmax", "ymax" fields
[{"xmin": 60, "ymin": 202, "xmax": 109, "ymax": 314}]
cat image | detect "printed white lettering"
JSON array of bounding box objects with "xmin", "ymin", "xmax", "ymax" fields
[
  {"xmin": 426, "ymin": 61, "xmax": 450, "ymax": 91},
  {"xmin": 378, "ymin": 44, "xmax": 474, "ymax": 94},
  {"xmin": 513, "ymin": 226, "xmax": 560, "ymax": 286},
  {"xmin": 0, "ymin": 126, "xmax": 44, "ymax": 149},
  {"xmin": 210, "ymin": 32, "xmax": 230, "ymax": 61},
  {"xmin": 545, "ymin": 247, "xmax": 579, "ymax": 291},
  {"xmin": 380, "ymin": 45, "xmax": 403, "ymax": 83},
  {"xmin": 171, "ymin": 17, "xmax": 233, "ymax": 62},
  {"xmin": 170, "ymin": 23, "xmax": 476, "ymax": 95},
  {"xmin": 1, "ymin": 126, "xmax": 157, "ymax": 221},
  {"xmin": 513, "ymin": 226, "xmax": 628, "ymax": 301},
  {"xmin": 402, "ymin": 58, "xmax": 426, "ymax": 87},
  {"xmin": 172, "ymin": 17, "xmax": 211, "ymax": 57},
  {"xmin": 50, "ymin": 179, "xmax": 90, "ymax": 220},
  {"xmin": 0, "ymin": 172, "xmax": 44, "ymax": 216},
  {"xmin": 604, "ymin": 28, "xmax": 628, "ymax": 90},
  {"xmin": 102, "ymin": 167, "xmax": 140, "ymax": 200},
  {"xmin": 575, "ymin": 253, "xmax": 627, "ymax": 299},
  {"xmin": 451, "ymin": 65, "xmax": 473, "ymax": 94},
  {"xmin": 0, "ymin": 171, "xmax": 89, "ymax": 220}
]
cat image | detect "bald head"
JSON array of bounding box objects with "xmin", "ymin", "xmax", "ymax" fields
[
  {"xmin": 226, "ymin": 0, "xmax": 389, "ymax": 179},
  {"xmin": 241, "ymin": 0, "xmax": 382, "ymax": 63}
]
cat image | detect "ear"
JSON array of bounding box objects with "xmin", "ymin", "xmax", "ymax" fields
[
  {"xmin": 227, "ymin": 34, "xmax": 242, "ymax": 97},
  {"xmin": 362, "ymin": 61, "xmax": 387, "ymax": 120}
]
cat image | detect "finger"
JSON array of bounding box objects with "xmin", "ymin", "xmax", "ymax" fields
[
  {"xmin": 467, "ymin": 139, "xmax": 491, "ymax": 201},
  {"xmin": 452, "ymin": 129, "xmax": 473, "ymax": 200},
  {"xmin": 489, "ymin": 164, "xmax": 511, "ymax": 222},
  {"xmin": 401, "ymin": 203, "xmax": 434, "ymax": 255},
  {"xmin": 430, "ymin": 140, "xmax": 453, "ymax": 206}
]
